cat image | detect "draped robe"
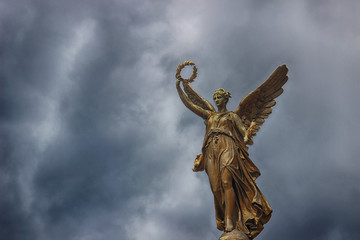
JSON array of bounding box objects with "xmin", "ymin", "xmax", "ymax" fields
[{"xmin": 198, "ymin": 111, "xmax": 272, "ymax": 239}]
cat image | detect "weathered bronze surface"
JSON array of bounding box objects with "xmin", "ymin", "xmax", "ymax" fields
[{"xmin": 175, "ymin": 61, "xmax": 288, "ymax": 239}]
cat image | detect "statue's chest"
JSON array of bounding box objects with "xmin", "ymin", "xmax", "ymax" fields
[{"xmin": 207, "ymin": 113, "xmax": 232, "ymax": 128}]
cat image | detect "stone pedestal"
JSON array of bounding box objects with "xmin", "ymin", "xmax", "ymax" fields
[{"xmin": 219, "ymin": 229, "xmax": 249, "ymax": 240}]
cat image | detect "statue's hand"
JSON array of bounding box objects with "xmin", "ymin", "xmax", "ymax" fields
[
  {"xmin": 176, "ymin": 76, "xmax": 183, "ymax": 86},
  {"xmin": 192, "ymin": 154, "xmax": 204, "ymax": 172},
  {"xmin": 244, "ymin": 135, "xmax": 249, "ymax": 144},
  {"xmin": 244, "ymin": 134, "xmax": 253, "ymax": 145}
]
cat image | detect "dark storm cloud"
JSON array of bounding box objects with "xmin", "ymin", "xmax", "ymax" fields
[
  {"xmin": 0, "ymin": 0, "xmax": 172, "ymax": 239},
  {"xmin": 1, "ymin": 0, "xmax": 360, "ymax": 240}
]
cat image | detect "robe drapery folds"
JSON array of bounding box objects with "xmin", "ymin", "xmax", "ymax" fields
[{"xmin": 194, "ymin": 111, "xmax": 272, "ymax": 239}]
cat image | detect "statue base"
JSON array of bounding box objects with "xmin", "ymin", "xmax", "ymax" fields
[{"xmin": 219, "ymin": 229, "xmax": 249, "ymax": 240}]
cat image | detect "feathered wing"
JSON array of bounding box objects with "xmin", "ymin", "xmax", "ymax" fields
[
  {"xmin": 182, "ymin": 81, "xmax": 216, "ymax": 112},
  {"xmin": 234, "ymin": 65, "xmax": 288, "ymax": 144}
]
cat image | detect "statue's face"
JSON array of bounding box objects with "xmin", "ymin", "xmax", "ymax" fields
[{"xmin": 213, "ymin": 93, "xmax": 227, "ymax": 106}]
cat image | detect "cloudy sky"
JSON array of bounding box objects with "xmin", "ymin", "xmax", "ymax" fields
[{"xmin": 1, "ymin": 0, "xmax": 360, "ymax": 239}]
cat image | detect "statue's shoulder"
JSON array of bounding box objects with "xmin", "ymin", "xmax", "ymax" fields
[
  {"xmin": 228, "ymin": 111, "xmax": 238, "ymax": 117},
  {"xmin": 207, "ymin": 111, "xmax": 216, "ymax": 119},
  {"xmin": 228, "ymin": 111, "xmax": 242, "ymax": 122}
]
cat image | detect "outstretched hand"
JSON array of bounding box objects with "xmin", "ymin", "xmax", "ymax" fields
[
  {"xmin": 244, "ymin": 133, "xmax": 254, "ymax": 145},
  {"xmin": 176, "ymin": 76, "xmax": 184, "ymax": 86}
]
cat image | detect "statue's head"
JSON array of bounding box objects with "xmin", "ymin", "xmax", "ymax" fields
[{"xmin": 213, "ymin": 88, "xmax": 231, "ymax": 106}]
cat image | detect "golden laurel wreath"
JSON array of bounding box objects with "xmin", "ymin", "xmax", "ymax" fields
[{"xmin": 176, "ymin": 60, "xmax": 198, "ymax": 83}]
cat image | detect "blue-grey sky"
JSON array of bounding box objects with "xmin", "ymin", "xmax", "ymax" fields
[{"xmin": 1, "ymin": 0, "xmax": 360, "ymax": 239}]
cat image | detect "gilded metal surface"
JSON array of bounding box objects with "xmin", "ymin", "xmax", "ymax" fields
[{"xmin": 175, "ymin": 62, "xmax": 288, "ymax": 239}]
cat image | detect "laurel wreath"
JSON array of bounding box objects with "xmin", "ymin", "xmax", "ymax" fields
[{"xmin": 176, "ymin": 60, "xmax": 198, "ymax": 83}]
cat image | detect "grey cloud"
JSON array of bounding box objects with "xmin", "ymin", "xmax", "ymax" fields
[{"xmin": 1, "ymin": 0, "xmax": 360, "ymax": 240}]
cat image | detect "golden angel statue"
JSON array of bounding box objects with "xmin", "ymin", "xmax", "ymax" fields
[{"xmin": 175, "ymin": 61, "xmax": 288, "ymax": 240}]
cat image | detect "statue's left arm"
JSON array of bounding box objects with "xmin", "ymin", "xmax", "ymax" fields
[{"xmin": 233, "ymin": 113, "xmax": 253, "ymax": 145}]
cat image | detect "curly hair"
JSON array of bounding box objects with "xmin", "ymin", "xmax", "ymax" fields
[{"xmin": 213, "ymin": 88, "xmax": 232, "ymax": 102}]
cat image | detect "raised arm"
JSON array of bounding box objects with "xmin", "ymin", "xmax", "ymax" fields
[{"xmin": 176, "ymin": 78, "xmax": 211, "ymax": 119}]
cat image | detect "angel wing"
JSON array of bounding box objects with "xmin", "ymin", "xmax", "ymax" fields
[
  {"xmin": 234, "ymin": 65, "xmax": 288, "ymax": 144},
  {"xmin": 182, "ymin": 80, "xmax": 216, "ymax": 112}
]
